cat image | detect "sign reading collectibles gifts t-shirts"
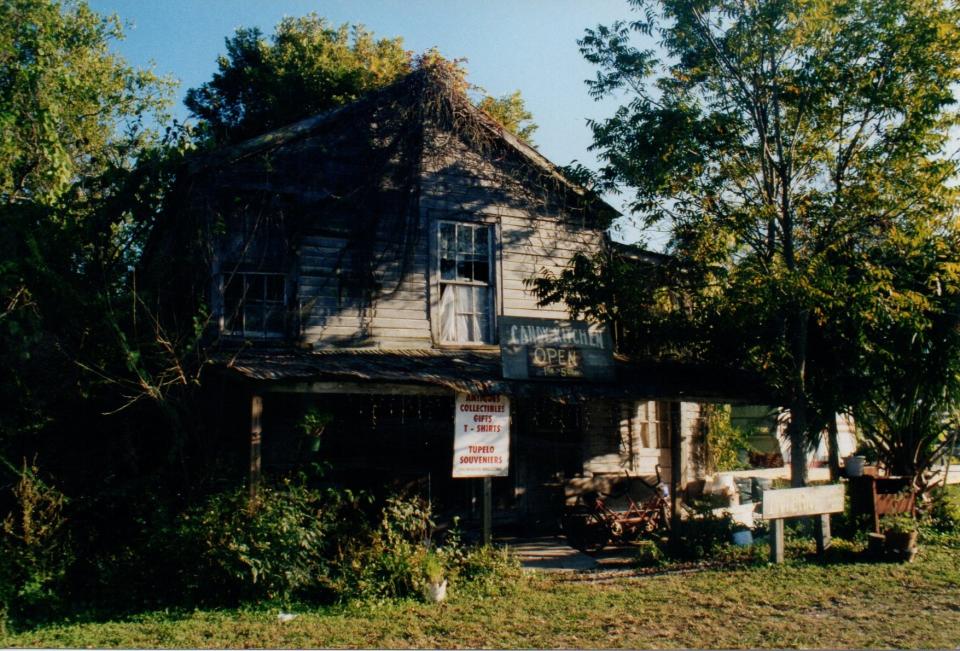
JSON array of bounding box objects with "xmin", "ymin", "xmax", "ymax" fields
[
  {"xmin": 452, "ymin": 393, "xmax": 510, "ymax": 478},
  {"xmin": 499, "ymin": 316, "xmax": 615, "ymax": 381}
]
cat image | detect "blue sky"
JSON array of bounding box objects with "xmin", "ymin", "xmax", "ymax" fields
[{"xmin": 88, "ymin": 0, "xmax": 657, "ymax": 244}]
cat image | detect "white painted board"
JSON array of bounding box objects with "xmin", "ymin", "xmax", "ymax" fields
[
  {"xmin": 452, "ymin": 394, "xmax": 510, "ymax": 478},
  {"xmin": 762, "ymin": 484, "xmax": 845, "ymax": 519}
]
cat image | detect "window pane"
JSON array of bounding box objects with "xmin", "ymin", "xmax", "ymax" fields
[
  {"xmin": 224, "ymin": 275, "xmax": 243, "ymax": 303},
  {"xmin": 475, "ymin": 226, "xmax": 489, "ymax": 254},
  {"xmin": 440, "ymin": 223, "xmax": 456, "ymax": 255},
  {"xmin": 224, "ymin": 304, "xmax": 241, "ymax": 333},
  {"xmin": 244, "ymin": 303, "xmax": 264, "ymax": 335},
  {"xmin": 246, "ymin": 275, "xmax": 264, "ymax": 301},
  {"xmin": 440, "ymin": 284, "xmax": 457, "ymax": 342},
  {"xmin": 456, "ymin": 285, "xmax": 475, "ymax": 341},
  {"xmin": 473, "ymin": 260, "xmax": 489, "ymax": 283},
  {"xmin": 265, "ymin": 306, "xmax": 284, "ymax": 334},
  {"xmin": 456, "ymin": 260, "xmax": 473, "ymax": 282},
  {"xmin": 266, "ymin": 275, "xmax": 285, "ymax": 302},
  {"xmin": 475, "ymin": 286, "xmax": 491, "ymax": 341},
  {"xmin": 457, "ymin": 224, "xmax": 473, "ymax": 254},
  {"xmin": 440, "ymin": 257, "xmax": 456, "ymax": 281}
]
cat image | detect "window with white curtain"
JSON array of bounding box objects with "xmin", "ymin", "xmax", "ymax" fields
[{"xmin": 438, "ymin": 221, "xmax": 494, "ymax": 344}]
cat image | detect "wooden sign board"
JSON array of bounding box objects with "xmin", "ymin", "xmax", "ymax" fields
[
  {"xmin": 499, "ymin": 316, "xmax": 614, "ymax": 381},
  {"xmin": 762, "ymin": 484, "xmax": 845, "ymax": 520},
  {"xmin": 452, "ymin": 393, "xmax": 510, "ymax": 478}
]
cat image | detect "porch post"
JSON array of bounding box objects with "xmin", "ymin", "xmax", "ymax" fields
[
  {"xmin": 669, "ymin": 401, "xmax": 682, "ymax": 544},
  {"xmin": 482, "ymin": 476, "xmax": 492, "ymax": 546},
  {"xmin": 250, "ymin": 392, "xmax": 263, "ymax": 500}
]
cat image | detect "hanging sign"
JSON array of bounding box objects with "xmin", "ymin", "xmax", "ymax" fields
[
  {"xmin": 499, "ymin": 316, "xmax": 614, "ymax": 381},
  {"xmin": 452, "ymin": 393, "xmax": 510, "ymax": 478}
]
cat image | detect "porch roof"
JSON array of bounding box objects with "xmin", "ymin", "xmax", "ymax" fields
[{"xmin": 209, "ymin": 347, "xmax": 769, "ymax": 403}]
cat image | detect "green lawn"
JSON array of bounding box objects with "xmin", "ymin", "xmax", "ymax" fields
[{"xmin": 4, "ymin": 543, "xmax": 959, "ymax": 649}]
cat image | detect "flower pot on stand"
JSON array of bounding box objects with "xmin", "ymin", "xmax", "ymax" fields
[{"xmin": 844, "ymin": 455, "xmax": 866, "ymax": 477}]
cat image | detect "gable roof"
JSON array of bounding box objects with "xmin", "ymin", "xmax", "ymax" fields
[{"xmin": 186, "ymin": 65, "xmax": 620, "ymax": 221}]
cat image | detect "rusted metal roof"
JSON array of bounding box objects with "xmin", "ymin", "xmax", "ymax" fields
[{"xmin": 209, "ymin": 347, "xmax": 769, "ymax": 403}]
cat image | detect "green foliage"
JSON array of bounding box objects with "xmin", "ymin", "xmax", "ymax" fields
[
  {"xmin": 669, "ymin": 504, "xmax": 737, "ymax": 560},
  {"xmin": 922, "ymin": 486, "xmax": 960, "ymax": 534},
  {"xmin": 0, "ymin": 460, "xmax": 73, "ymax": 627},
  {"xmin": 537, "ymin": 0, "xmax": 960, "ymax": 487},
  {"xmin": 174, "ymin": 479, "xmax": 358, "ymax": 604},
  {"xmin": 702, "ymin": 404, "xmax": 754, "ymax": 472},
  {"xmin": 633, "ymin": 539, "xmax": 664, "ymax": 567},
  {"xmin": 336, "ymin": 495, "xmax": 434, "ymax": 600},
  {"xmin": 0, "ymin": 0, "xmax": 172, "ymax": 207},
  {"xmin": 185, "ymin": 14, "xmax": 412, "ymax": 145},
  {"xmin": 421, "ymin": 551, "xmax": 445, "ymax": 584},
  {"xmin": 477, "ymin": 90, "xmax": 538, "ymax": 143},
  {"xmin": 881, "ymin": 513, "xmax": 918, "ymax": 535},
  {"xmin": 449, "ymin": 544, "xmax": 522, "ymax": 598}
]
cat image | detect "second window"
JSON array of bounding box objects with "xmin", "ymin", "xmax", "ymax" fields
[{"xmin": 439, "ymin": 221, "xmax": 494, "ymax": 344}]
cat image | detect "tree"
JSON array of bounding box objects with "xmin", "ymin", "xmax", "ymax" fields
[
  {"xmin": 186, "ymin": 17, "xmax": 539, "ymax": 146},
  {"xmin": 477, "ymin": 90, "xmax": 538, "ymax": 143},
  {"xmin": 0, "ymin": 0, "xmax": 175, "ymax": 483},
  {"xmin": 538, "ymin": 0, "xmax": 960, "ymax": 486},
  {"xmin": 184, "ymin": 14, "xmax": 412, "ymax": 145}
]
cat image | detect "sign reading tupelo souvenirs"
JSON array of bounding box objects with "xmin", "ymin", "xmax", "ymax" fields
[{"xmin": 499, "ymin": 316, "xmax": 615, "ymax": 382}]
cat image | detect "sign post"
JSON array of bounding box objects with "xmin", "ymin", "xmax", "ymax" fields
[
  {"xmin": 453, "ymin": 393, "xmax": 510, "ymax": 546},
  {"xmin": 761, "ymin": 484, "xmax": 845, "ymax": 563}
]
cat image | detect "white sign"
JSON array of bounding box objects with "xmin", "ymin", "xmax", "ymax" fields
[
  {"xmin": 452, "ymin": 393, "xmax": 510, "ymax": 478},
  {"xmin": 761, "ymin": 484, "xmax": 845, "ymax": 520}
]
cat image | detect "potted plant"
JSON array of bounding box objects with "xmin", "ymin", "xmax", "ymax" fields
[
  {"xmin": 882, "ymin": 514, "xmax": 919, "ymax": 562},
  {"xmin": 422, "ymin": 551, "xmax": 447, "ymax": 603}
]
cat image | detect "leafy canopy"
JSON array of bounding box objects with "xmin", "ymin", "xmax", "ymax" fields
[
  {"xmin": 477, "ymin": 91, "xmax": 538, "ymax": 143},
  {"xmin": 0, "ymin": 0, "xmax": 180, "ymax": 488},
  {"xmin": 184, "ymin": 14, "xmax": 412, "ymax": 145},
  {"xmin": 537, "ymin": 0, "xmax": 960, "ymax": 485},
  {"xmin": 186, "ymin": 15, "xmax": 539, "ymax": 146},
  {"xmin": 0, "ymin": 0, "xmax": 172, "ymax": 207}
]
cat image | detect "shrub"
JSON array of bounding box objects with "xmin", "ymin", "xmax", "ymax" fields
[
  {"xmin": 924, "ymin": 486, "xmax": 960, "ymax": 533},
  {"xmin": 633, "ymin": 540, "xmax": 664, "ymax": 567},
  {"xmin": 449, "ymin": 544, "xmax": 522, "ymax": 598},
  {"xmin": 174, "ymin": 478, "xmax": 358, "ymax": 604},
  {"xmin": 335, "ymin": 495, "xmax": 436, "ymax": 600},
  {"xmin": 0, "ymin": 460, "xmax": 73, "ymax": 628},
  {"xmin": 669, "ymin": 503, "xmax": 737, "ymax": 560}
]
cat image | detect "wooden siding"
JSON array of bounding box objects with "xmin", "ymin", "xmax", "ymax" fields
[
  {"xmin": 422, "ymin": 131, "xmax": 605, "ymax": 332},
  {"xmin": 206, "ymin": 109, "xmax": 606, "ymax": 349}
]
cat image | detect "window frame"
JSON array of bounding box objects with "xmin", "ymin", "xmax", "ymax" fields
[
  {"xmin": 219, "ymin": 270, "xmax": 290, "ymax": 339},
  {"xmin": 431, "ymin": 217, "xmax": 500, "ymax": 347}
]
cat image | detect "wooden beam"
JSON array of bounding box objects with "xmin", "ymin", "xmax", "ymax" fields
[
  {"xmin": 770, "ymin": 518, "xmax": 785, "ymax": 563},
  {"xmin": 815, "ymin": 514, "xmax": 832, "ymax": 554},
  {"xmin": 669, "ymin": 401, "xmax": 682, "ymax": 546},
  {"xmin": 250, "ymin": 393, "xmax": 263, "ymax": 500},
  {"xmin": 265, "ymin": 381, "xmax": 452, "ymax": 396}
]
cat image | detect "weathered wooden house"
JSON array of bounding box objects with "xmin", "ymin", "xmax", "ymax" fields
[{"xmin": 166, "ymin": 65, "xmax": 758, "ymax": 530}]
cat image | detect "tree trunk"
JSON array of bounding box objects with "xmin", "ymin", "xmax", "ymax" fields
[
  {"xmin": 788, "ymin": 401, "xmax": 809, "ymax": 487},
  {"xmin": 827, "ymin": 416, "xmax": 841, "ymax": 482}
]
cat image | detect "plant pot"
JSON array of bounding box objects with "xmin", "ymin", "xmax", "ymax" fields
[
  {"xmin": 731, "ymin": 529, "xmax": 753, "ymax": 546},
  {"xmin": 884, "ymin": 530, "xmax": 918, "ymax": 562},
  {"xmin": 425, "ymin": 580, "xmax": 447, "ymax": 603},
  {"xmin": 844, "ymin": 455, "xmax": 867, "ymax": 477}
]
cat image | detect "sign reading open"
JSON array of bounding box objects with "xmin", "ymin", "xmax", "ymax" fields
[{"xmin": 500, "ymin": 316, "xmax": 614, "ymax": 381}]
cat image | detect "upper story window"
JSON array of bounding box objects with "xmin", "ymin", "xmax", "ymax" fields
[
  {"xmin": 222, "ymin": 271, "xmax": 288, "ymax": 338},
  {"xmin": 438, "ymin": 221, "xmax": 494, "ymax": 344}
]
